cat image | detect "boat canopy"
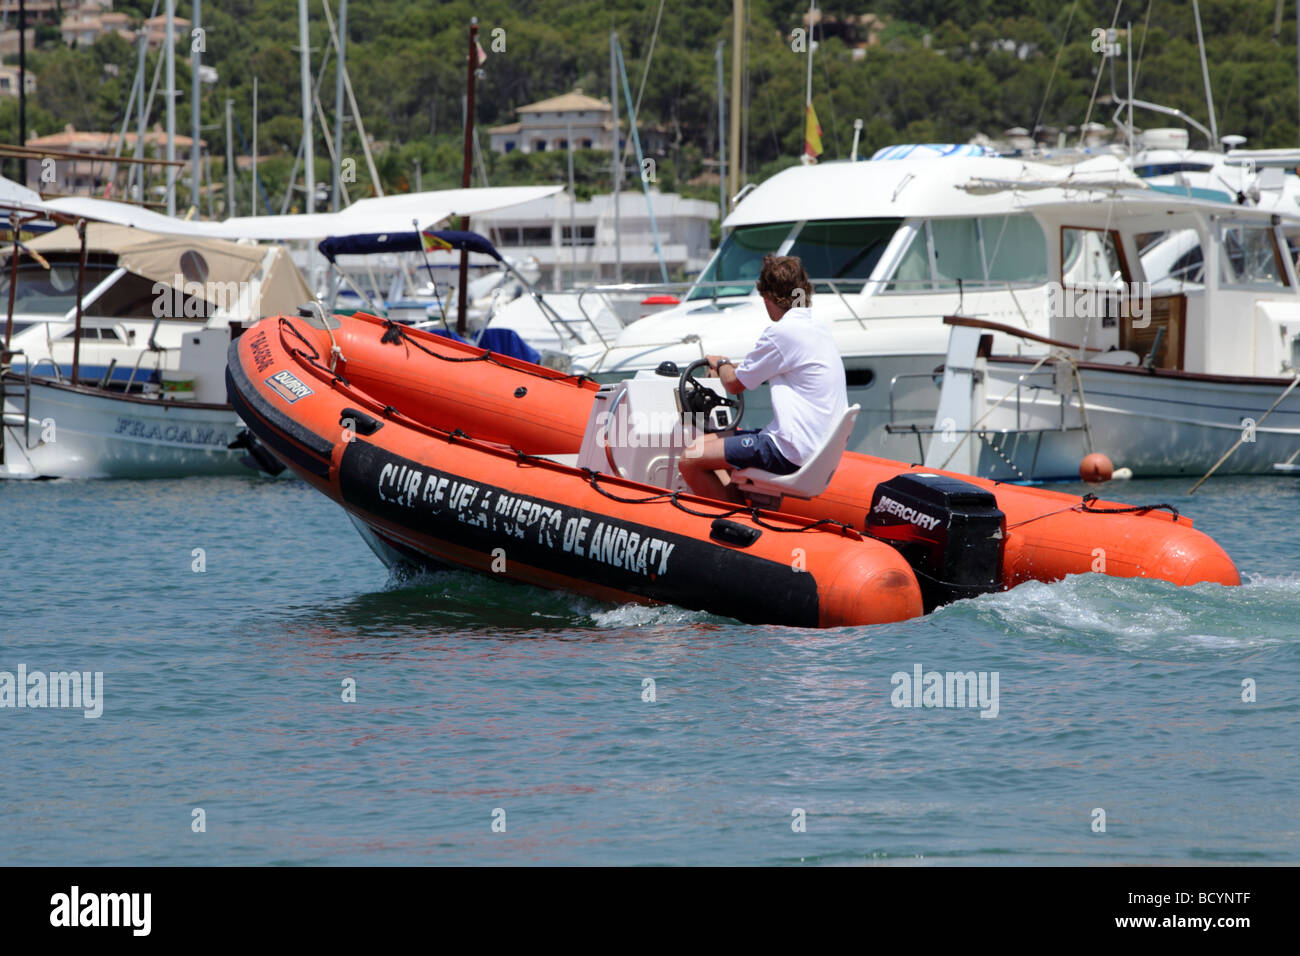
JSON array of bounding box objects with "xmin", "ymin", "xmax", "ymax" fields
[
  {"xmin": 14, "ymin": 222, "xmax": 311, "ymax": 318},
  {"xmin": 318, "ymin": 229, "xmax": 503, "ymax": 263},
  {"xmin": 41, "ymin": 185, "xmax": 563, "ymax": 241}
]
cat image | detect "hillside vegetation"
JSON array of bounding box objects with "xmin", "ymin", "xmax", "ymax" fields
[{"xmin": 3, "ymin": 1, "xmax": 1297, "ymax": 210}]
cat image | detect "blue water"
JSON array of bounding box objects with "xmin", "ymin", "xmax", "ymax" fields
[{"xmin": 1, "ymin": 473, "xmax": 1297, "ymax": 865}]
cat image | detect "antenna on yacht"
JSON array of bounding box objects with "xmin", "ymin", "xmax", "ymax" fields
[
  {"xmin": 1126, "ymin": 22, "xmax": 1134, "ymax": 158},
  {"xmin": 1191, "ymin": 0, "xmax": 1221, "ymax": 148}
]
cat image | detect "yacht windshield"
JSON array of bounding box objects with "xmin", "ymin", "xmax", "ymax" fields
[
  {"xmin": 0, "ymin": 256, "xmax": 118, "ymax": 315},
  {"xmin": 0, "ymin": 253, "xmax": 215, "ymax": 318},
  {"xmin": 688, "ymin": 222, "xmax": 794, "ymax": 300},
  {"xmin": 687, "ymin": 218, "xmax": 902, "ymax": 300},
  {"xmin": 786, "ymin": 219, "xmax": 901, "ymax": 294}
]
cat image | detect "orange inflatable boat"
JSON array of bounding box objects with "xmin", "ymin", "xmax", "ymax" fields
[{"xmin": 226, "ymin": 309, "xmax": 1238, "ymax": 628}]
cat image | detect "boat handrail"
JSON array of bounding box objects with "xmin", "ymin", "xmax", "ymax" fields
[
  {"xmin": 1, "ymin": 348, "xmax": 35, "ymax": 449},
  {"xmin": 125, "ymin": 346, "xmax": 168, "ymax": 394},
  {"xmin": 887, "ymin": 371, "xmax": 941, "ymax": 430},
  {"xmin": 943, "ymin": 315, "xmax": 1107, "ymax": 353}
]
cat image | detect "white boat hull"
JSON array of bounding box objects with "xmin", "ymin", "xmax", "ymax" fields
[
  {"xmin": 970, "ymin": 359, "xmax": 1300, "ymax": 480},
  {"xmin": 1, "ymin": 375, "xmax": 250, "ymax": 479}
]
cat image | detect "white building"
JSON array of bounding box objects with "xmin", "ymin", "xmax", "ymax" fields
[
  {"xmin": 0, "ymin": 64, "xmax": 36, "ymax": 98},
  {"xmin": 475, "ymin": 190, "xmax": 718, "ymax": 287},
  {"xmin": 487, "ymin": 89, "xmax": 615, "ymax": 155}
]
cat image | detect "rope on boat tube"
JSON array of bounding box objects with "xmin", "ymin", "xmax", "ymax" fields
[
  {"xmin": 377, "ymin": 318, "xmax": 594, "ymax": 385},
  {"xmin": 578, "ymin": 466, "xmax": 857, "ymax": 536},
  {"xmin": 1076, "ymin": 492, "xmax": 1180, "ymax": 520},
  {"xmin": 280, "ymin": 317, "xmax": 351, "ymax": 388},
  {"xmin": 1006, "ymin": 492, "xmax": 1180, "ymax": 531}
]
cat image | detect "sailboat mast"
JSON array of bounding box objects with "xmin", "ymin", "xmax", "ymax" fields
[
  {"xmin": 299, "ymin": 0, "xmax": 314, "ymax": 212},
  {"xmin": 18, "ymin": 0, "xmax": 26, "ymax": 184},
  {"xmin": 611, "ymin": 30, "xmax": 622, "ymax": 283},
  {"xmin": 805, "ymin": 0, "xmax": 815, "ymax": 108},
  {"xmin": 728, "ymin": 0, "xmax": 742, "ymax": 208},
  {"xmin": 457, "ymin": 18, "xmax": 479, "ymax": 335},
  {"xmin": 165, "ymin": 0, "xmax": 176, "ymax": 215},
  {"xmin": 716, "ymin": 40, "xmax": 725, "ymax": 224},
  {"xmin": 252, "ymin": 77, "xmax": 259, "ymax": 212},
  {"xmin": 191, "ymin": 0, "xmax": 201, "ymax": 211},
  {"xmin": 1191, "ymin": 0, "xmax": 1220, "ymax": 147},
  {"xmin": 225, "ymin": 97, "xmax": 234, "ymax": 216},
  {"xmin": 332, "ymin": 0, "xmax": 347, "ymax": 212}
]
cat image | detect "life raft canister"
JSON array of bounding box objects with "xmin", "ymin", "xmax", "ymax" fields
[{"xmin": 865, "ymin": 472, "xmax": 1007, "ymax": 612}]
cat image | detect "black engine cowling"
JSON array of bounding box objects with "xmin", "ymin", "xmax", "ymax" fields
[{"xmin": 864, "ymin": 473, "xmax": 1006, "ymax": 612}]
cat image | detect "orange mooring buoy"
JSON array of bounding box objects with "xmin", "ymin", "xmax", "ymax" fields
[{"xmin": 1080, "ymin": 453, "xmax": 1114, "ymax": 483}]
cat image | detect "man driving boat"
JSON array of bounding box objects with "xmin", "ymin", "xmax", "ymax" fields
[{"xmin": 679, "ymin": 254, "xmax": 848, "ymax": 503}]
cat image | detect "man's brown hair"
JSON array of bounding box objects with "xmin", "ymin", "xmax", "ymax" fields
[{"xmin": 755, "ymin": 254, "xmax": 813, "ymax": 310}]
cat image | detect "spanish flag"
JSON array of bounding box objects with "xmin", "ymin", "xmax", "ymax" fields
[
  {"xmin": 421, "ymin": 229, "xmax": 453, "ymax": 252},
  {"xmin": 804, "ymin": 103, "xmax": 823, "ymax": 161}
]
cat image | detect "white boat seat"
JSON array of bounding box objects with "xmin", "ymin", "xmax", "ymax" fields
[{"xmin": 731, "ymin": 404, "xmax": 860, "ymax": 504}]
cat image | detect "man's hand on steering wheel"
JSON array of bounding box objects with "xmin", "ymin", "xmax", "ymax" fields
[
  {"xmin": 679, "ymin": 358, "xmax": 744, "ymax": 433},
  {"xmin": 704, "ymin": 354, "xmax": 730, "ymax": 377}
]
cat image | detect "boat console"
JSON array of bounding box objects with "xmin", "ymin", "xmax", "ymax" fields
[
  {"xmin": 575, "ymin": 359, "xmax": 860, "ymax": 507},
  {"xmin": 576, "ymin": 360, "xmax": 738, "ymax": 492}
]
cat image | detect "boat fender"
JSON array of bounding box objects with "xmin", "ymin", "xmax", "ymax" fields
[
  {"xmin": 710, "ymin": 518, "xmax": 762, "ymax": 548},
  {"xmin": 865, "ymin": 472, "xmax": 1006, "ymax": 612}
]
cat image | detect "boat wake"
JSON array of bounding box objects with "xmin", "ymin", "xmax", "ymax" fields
[{"xmin": 948, "ymin": 571, "xmax": 1300, "ymax": 657}]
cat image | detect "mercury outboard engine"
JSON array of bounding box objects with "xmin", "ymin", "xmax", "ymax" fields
[{"xmin": 864, "ymin": 473, "xmax": 1006, "ymax": 612}]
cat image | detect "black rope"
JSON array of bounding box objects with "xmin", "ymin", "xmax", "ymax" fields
[
  {"xmin": 378, "ymin": 318, "xmax": 593, "ymax": 384},
  {"xmin": 579, "ymin": 467, "xmax": 855, "ymax": 535},
  {"xmin": 514, "ymin": 448, "xmax": 558, "ymax": 467},
  {"xmin": 278, "ymin": 316, "xmax": 351, "ymax": 387},
  {"xmin": 280, "ymin": 316, "xmax": 321, "ymax": 359},
  {"xmin": 1008, "ymin": 492, "xmax": 1181, "ymax": 530},
  {"xmin": 581, "ymin": 467, "xmax": 675, "ymax": 505},
  {"xmin": 1077, "ymin": 492, "xmax": 1181, "ymax": 521}
]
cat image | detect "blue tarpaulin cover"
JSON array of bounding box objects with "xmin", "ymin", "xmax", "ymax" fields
[
  {"xmin": 318, "ymin": 229, "xmax": 503, "ymax": 262},
  {"xmin": 476, "ymin": 327, "xmax": 540, "ymax": 365},
  {"xmin": 429, "ymin": 326, "xmax": 540, "ymax": 364}
]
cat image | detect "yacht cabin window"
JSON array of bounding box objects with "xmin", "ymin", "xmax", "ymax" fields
[
  {"xmin": 0, "ymin": 254, "xmax": 218, "ymax": 319},
  {"xmin": 1136, "ymin": 230, "xmax": 1205, "ymax": 288},
  {"xmin": 1219, "ymin": 223, "xmax": 1289, "ymax": 288},
  {"xmin": 690, "ymin": 219, "xmax": 900, "ymax": 300},
  {"xmin": 689, "ymin": 221, "xmax": 795, "ymax": 299},
  {"xmin": 1061, "ymin": 227, "xmax": 1128, "ymax": 286},
  {"xmin": 885, "ymin": 215, "xmax": 1047, "ymax": 292}
]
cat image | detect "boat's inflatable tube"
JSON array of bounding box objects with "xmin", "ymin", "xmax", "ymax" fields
[
  {"xmin": 781, "ymin": 456, "xmax": 1240, "ymax": 588},
  {"xmin": 278, "ymin": 311, "xmax": 1239, "ymax": 591},
  {"xmin": 227, "ymin": 314, "xmax": 924, "ymax": 628}
]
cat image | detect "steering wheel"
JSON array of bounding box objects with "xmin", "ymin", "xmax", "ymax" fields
[{"xmin": 678, "ymin": 358, "xmax": 744, "ymax": 434}]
